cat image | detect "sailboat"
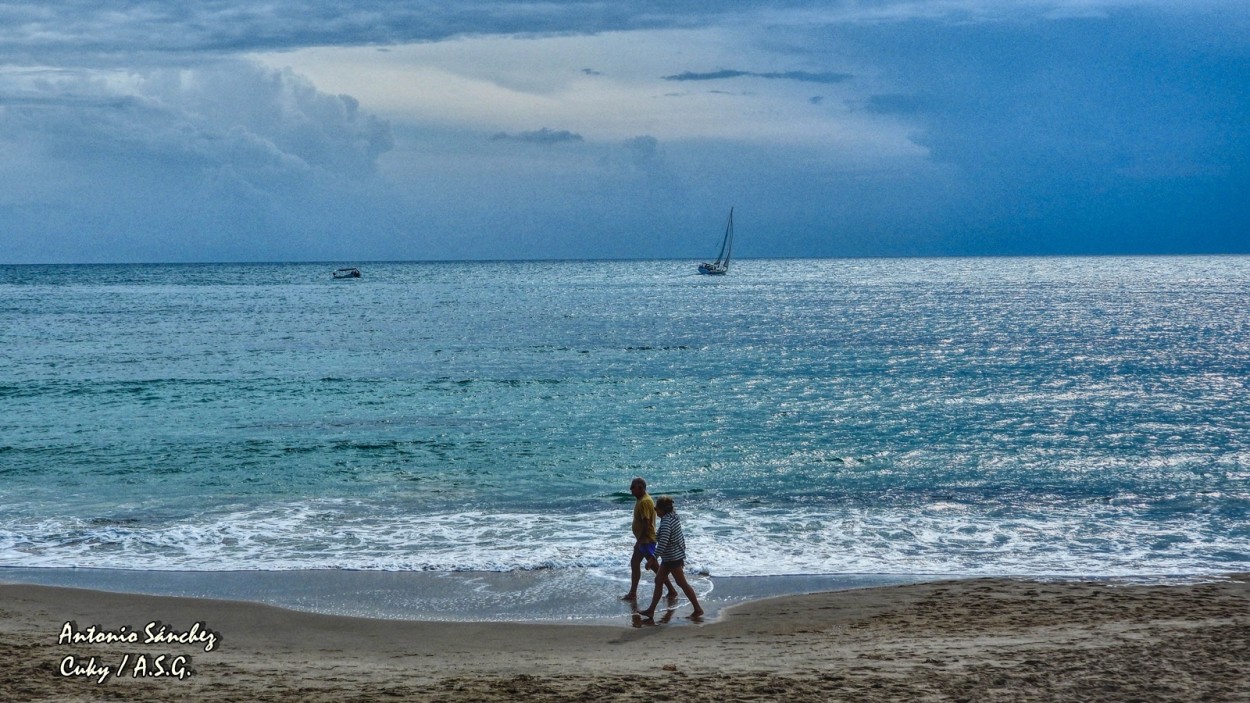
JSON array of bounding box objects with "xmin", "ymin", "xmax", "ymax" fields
[{"xmin": 697, "ymin": 208, "xmax": 734, "ymax": 275}]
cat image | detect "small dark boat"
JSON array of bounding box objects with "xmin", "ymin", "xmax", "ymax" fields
[{"xmin": 332, "ymin": 267, "xmax": 361, "ymax": 279}]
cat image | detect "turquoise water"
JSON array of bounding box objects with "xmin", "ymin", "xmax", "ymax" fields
[{"xmin": 2, "ymin": 257, "xmax": 1248, "ymax": 582}]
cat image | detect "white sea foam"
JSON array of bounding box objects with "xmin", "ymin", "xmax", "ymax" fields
[{"xmin": 2, "ymin": 500, "xmax": 1245, "ymax": 577}]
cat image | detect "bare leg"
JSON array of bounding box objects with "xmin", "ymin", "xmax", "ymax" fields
[
  {"xmin": 621, "ymin": 545, "xmax": 643, "ymax": 600},
  {"xmin": 670, "ymin": 567, "xmax": 704, "ymax": 617},
  {"xmin": 649, "ymin": 557, "xmax": 678, "ymax": 597},
  {"xmin": 639, "ymin": 563, "xmax": 672, "ymax": 619},
  {"xmin": 662, "ymin": 571, "xmax": 678, "ymax": 598}
]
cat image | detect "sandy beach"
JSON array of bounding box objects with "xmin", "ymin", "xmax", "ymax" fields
[{"xmin": 3, "ymin": 575, "xmax": 1247, "ymax": 702}]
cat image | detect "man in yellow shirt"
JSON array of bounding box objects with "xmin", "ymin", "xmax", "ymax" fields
[{"xmin": 621, "ymin": 476, "xmax": 676, "ymax": 601}]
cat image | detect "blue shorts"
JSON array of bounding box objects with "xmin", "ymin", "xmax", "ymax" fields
[{"xmin": 635, "ymin": 542, "xmax": 657, "ymax": 558}]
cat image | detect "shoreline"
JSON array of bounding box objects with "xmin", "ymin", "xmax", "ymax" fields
[
  {"xmin": 2, "ymin": 574, "xmax": 1247, "ymax": 702},
  {"xmin": 1, "ymin": 566, "xmax": 1223, "ymax": 624},
  {"xmin": 0, "ymin": 566, "xmax": 930, "ymax": 623}
]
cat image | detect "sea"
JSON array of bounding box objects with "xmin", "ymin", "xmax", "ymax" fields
[{"xmin": 2, "ymin": 257, "xmax": 1248, "ymax": 620}]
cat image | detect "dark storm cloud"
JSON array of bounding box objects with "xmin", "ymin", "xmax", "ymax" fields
[
  {"xmin": 490, "ymin": 128, "xmax": 584, "ymax": 145},
  {"xmin": 0, "ymin": 1, "xmax": 741, "ymax": 64},
  {"xmin": 663, "ymin": 69, "xmax": 852, "ymax": 84},
  {"xmin": 835, "ymin": 7, "xmax": 1250, "ymax": 255}
]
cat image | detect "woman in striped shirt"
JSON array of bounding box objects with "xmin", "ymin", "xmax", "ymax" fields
[{"xmin": 639, "ymin": 496, "xmax": 704, "ymax": 620}]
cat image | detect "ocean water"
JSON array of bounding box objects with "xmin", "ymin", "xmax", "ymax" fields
[{"xmin": 2, "ymin": 257, "xmax": 1248, "ymax": 601}]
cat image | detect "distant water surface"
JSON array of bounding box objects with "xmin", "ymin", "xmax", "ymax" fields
[{"xmin": 2, "ymin": 257, "xmax": 1248, "ymax": 585}]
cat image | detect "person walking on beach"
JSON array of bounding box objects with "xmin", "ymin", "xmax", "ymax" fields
[
  {"xmin": 639, "ymin": 496, "xmax": 704, "ymax": 620},
  {"xmin": 622, "ymin": 477, "xmax": 676, "ymax": 601}
]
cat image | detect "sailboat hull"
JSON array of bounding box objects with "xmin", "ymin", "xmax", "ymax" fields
[{"xmin": 698, "ymin": 263, "xmax": 727, "ymax": 275}]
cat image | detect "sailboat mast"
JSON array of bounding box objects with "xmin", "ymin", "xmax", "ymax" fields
[{"xmin": 722, "ymin": 208, "xmax": 734, "ymax": 269}]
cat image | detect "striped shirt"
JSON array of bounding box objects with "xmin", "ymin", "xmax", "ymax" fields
[{"xmin": 655, "ymin": 511, "xmax": 687, "ymax": 562}]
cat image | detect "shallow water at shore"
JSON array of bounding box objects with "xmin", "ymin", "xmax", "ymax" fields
[{"xmin": 0, "ymin": 567, "xmax": 929, "ymax": 622}]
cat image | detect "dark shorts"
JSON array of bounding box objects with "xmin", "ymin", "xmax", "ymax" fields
[
  {"xmin": 635, "ymin": 542, "xmax": 657, "ymax": 558},
  {"xmin": 660, "ymin": 558, "xmax": 685, "ymax": 571}
]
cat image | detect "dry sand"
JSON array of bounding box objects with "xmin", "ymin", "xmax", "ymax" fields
[{"xmin": 3, "ymin": 574, "xmax": 1248, "ymax": 702}]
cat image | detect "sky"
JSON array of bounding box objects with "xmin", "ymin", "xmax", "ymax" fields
[{"xmin": 1, "ymin": 0, "xmax": 1247, "ymax": 263}]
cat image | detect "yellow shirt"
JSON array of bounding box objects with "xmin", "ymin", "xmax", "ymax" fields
[{"xmin": 632, "ymin": 494, "xmax": 658, "ymax": 543}]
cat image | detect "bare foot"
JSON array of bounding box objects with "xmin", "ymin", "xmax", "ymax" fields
[
  {"xmin": 621, "ymin": 593, "xmax": 637, "ymax": 601},
  {"xmin": 689, "ymin": 609, "xmax": 705, "ymax": 620},
  {"xmin": 639, "ymin": 608, "xmax": 656, "ymax": 620}
]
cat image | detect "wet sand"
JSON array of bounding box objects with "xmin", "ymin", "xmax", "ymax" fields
[{"xmin": 3, "ymin": 575, "xmax": 1248, "ymax": 702}]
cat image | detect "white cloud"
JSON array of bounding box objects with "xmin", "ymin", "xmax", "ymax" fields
[
  {"xmin": 1, "ymin": 59, "xmax": 391, "ymax": 180},
  {"xmin": 0, "ymin": 59, "xmax": 400, "ymax": 262},
  {"xmin": 252, "ymin": 28, "xmax": 927, "ymax": 164}
]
